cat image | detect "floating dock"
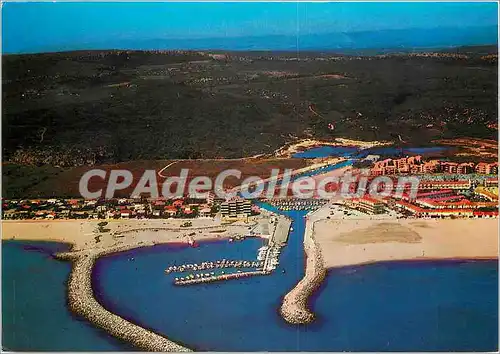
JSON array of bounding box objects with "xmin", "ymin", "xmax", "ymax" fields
[
  {"xmin": 174, "ymin": 270, "xmax": 270, "ymax": 286},
  {"xmin": 165, "ymin": 260, "xmax": 263, "ymax": 274}
]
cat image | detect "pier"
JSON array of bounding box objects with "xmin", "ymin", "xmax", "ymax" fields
[
  {"xmin": 167, "ymin": 215, "xmax": 293, "ymax": 285},
  {"xmin": 165, "ymin": 260, "xmax": 264, "ymax": 273},
  {"xmin": 266, "ymin": 198, "xmax": 328, "ymax": 212},
  {"xmin": 174, "ymin": 270, "xmax": 269, "ymax": 285},
  {"xmin": 271, "ymin": 216, "xmax": 292, "ymax": 245}
]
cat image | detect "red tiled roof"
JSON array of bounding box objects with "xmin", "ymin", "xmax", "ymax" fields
[
  {"xmin": 395, "ymin": 200, "xmax": 475, "ymax": 214},
  {"xmin": 421, "ymin": 180, "xmax": 469, "ymax": 185},
  {"xmin": 473, "ymin": 211, "xmax": 499, "ymax": 216},
  {"xmin": 428, "ymin": 195, "xmax": 465, "ymax": 202},
  {"xmin": 415, "ymin": 189, "xmax": 454, "ymax": 198},
  {"xmin": 360, "ymin": 196, "xmax": 383, "ymax": 204}
]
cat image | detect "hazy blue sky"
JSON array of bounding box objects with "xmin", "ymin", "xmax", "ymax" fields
[{"xmin": 2, "ymin": 2, "xmax": 498, "ymax": 53}]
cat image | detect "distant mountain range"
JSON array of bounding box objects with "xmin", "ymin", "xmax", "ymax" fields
[{"xmin": 8, "ymin": 25, "xmax": 497, "ymax": 55}]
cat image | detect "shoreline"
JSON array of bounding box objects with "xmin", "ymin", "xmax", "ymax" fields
[
  {"xmin": 327, "ymin": 255, "xmax": 498, "ymax": 270},
  {"xmin": 279, "ymin": 213, "xmax": 498, "ymax": 325},
  {"xmin": 1, "ymin": 218, "xmax": 260, "ymax": 251},
  {"xmin": 273, "ymin": 138, "xmax": 392, "ymax": 158}
]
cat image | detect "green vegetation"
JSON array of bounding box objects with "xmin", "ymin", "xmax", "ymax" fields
[
  {"xmin": 3, "ymin": 47, "xmax": 497, "ymax": 167},
  {"xmin": 2, "ymin": 164, "xmax": 65, "ymax": 198}
]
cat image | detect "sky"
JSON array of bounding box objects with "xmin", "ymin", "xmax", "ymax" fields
[{"xmin": 2, "ymin": 2, "xmax": 498, "ymax": 53}]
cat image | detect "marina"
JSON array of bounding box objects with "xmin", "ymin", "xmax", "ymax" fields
[
  {"xmin": 265, "ymin": 198, "xmax": 329, "ymax": 211},
  {"xmin": 167, "ymin": 215, "xmax": 292, "ymax": 285},
  {"xmin": 165, "ymin": 260, "xmax": 264, "ymax": 273}
]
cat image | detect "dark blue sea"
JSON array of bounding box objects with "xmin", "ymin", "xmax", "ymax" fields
[
  {"xmin": 1, "ymin": 241, "xmax": 132, "ymax": 351},
  {"xmin": 2, "ymin": 210, "xmax": 498, "ymax": 351}
]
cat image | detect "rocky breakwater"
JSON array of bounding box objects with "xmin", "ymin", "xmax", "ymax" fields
[
  {"xmin": 279, "ymin": 217, "xmax": 327, "ymax": 324},
  {"xmin": 56, "ymin": 246, "xmax": 191, "ymax": 352}
]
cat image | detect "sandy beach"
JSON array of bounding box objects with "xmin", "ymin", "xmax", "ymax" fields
[
  {"xmin": 1, "ymin": 217, "xmax": 260, "ymax": 252},
  {"xmin": 279, "ymin": 207, "xmax": 498, "ymax": 324},
  {"xmin": 313, "ymin": 218, "xmax": 499, "ymax": 268}
]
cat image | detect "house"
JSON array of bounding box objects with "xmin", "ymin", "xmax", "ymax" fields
[
  {"xmin": 206, "ymin": 192, "xmax": 215, "ymax": 205},
  {"xmin": 418, "ymin": 180, "xmax": 471, "ymax": 191},
  {"xmin": 85, "ymin": 200, "xmax": 97, "ymax": 207},
  {"xmin": 183, "ymin": 206, "xmax": 194, "ymax": 216},
  {"xmin": 172, "ymin": 199, "xmax": 184, "ymax": 208},
  {"xmin": 199, "ymin": 207, "xmax": 212, "ymax": 217},
  {"xmin": 153, "ymin": 200, "xmax": 166, "ymax": 207},
  {"xmin": 345, "ymin": 196, "xmax": 385, "ymax": 214},
  {"xmin": 120, "ymin": 210, "xmax": 132, "ymax": 218},
  {"xmin": 394, "ymin": 200, "xmax": 475, "ymax": 217},
  {"xmin": 473, "ymin": 211, "xmax": 499, "ymax": 218},
  {"xmin": 422, "ymin": 160, "xmax": 441, "ymax": 173},
  {"xmin": 163, "ymin": 209, "xmax": 177, "ymax": 217},
  {"xmin": 485, "ymin": 178, "xmax": 498, "ymax": 188},
  {"xmin": 457, "ymin": 163, "xmax": 475, "ymax": 174},
  {"xmin": 476, "ymin": 162, "xmax": 498, "ymax": 175}
]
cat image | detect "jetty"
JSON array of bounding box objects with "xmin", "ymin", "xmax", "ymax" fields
[
  {"xmin": 280, "ymin": 207, "xmax": 327, "ymax": 324},
  {"xmin": 56, "ymin": 246, "xmax": 191, "ymax": 352},
  {"xmin": 174, "ymin": 270, "xmax": 269, "ymax": 286}
]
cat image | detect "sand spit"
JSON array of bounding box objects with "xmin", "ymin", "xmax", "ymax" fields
[
  {"xmin": 56, "ymin": 245, "xmax": 191, "ymax": 352},
  {"xmin": 273, "ymin": 138, "xmax": 392, "ymax": 158}
]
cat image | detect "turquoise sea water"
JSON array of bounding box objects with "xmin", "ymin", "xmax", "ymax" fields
[
  {"xmin": 292, "ymin": 146, "xmax": 449, "ymax": 159},
  {"xmin": 293, "ymin": 146, "xmax": 359, "ymax": 158},
  {"xmin": 2, "ymin": 211, "xmax": 498, "ymax": 351}
]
